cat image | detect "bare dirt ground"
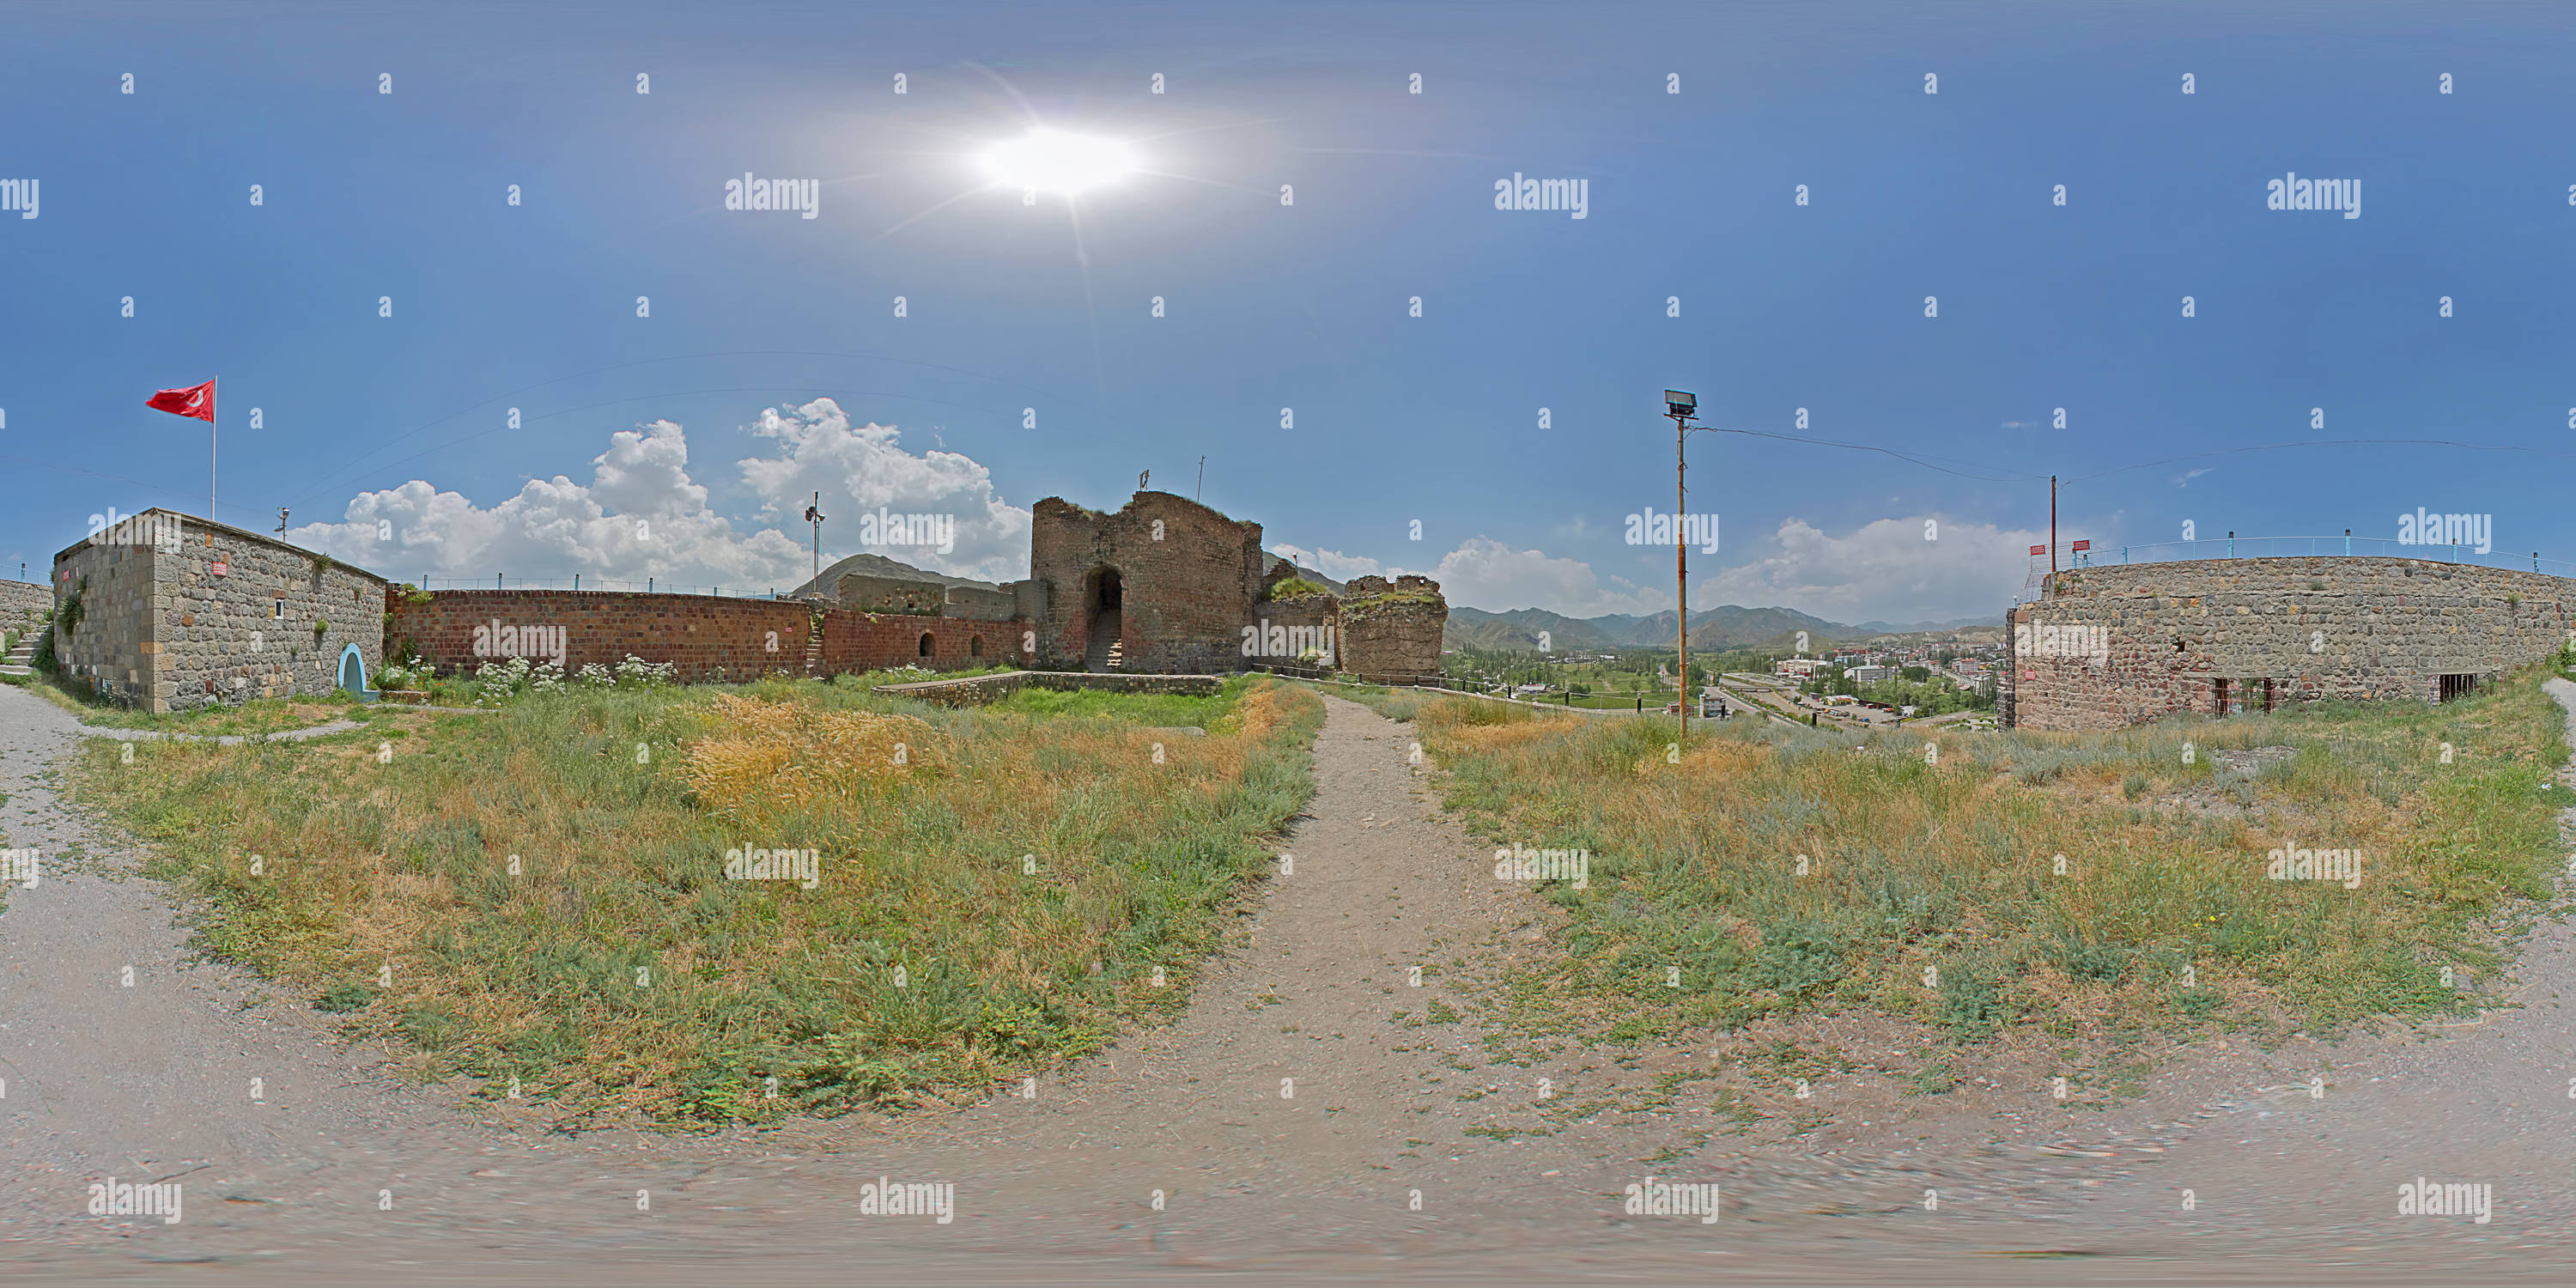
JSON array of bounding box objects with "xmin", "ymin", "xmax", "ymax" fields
[{"xmin": 3, "ymin": 685, "xmax": 2573, "ymax": 1285}]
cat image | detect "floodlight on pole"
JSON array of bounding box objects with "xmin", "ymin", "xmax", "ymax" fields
[
  {"xmin": 803, "ymin": 494, "xmax": 827, "ymax": 582},
  {"xmin": 1663, "ymin": 390, "xmax": 1699, "ymax": 745}
]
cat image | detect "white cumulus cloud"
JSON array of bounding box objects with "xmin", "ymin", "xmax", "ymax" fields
[
  {"xmin": 737, "ymin": 398, "xmax": 1030, "ymax": 584},
  {"xmin": 1696, "ymin": 517, "xmax": 2040, "ymax": 623},
  {"xmin": 1266, "ymin": 544, "xmax": 1398, "ymax": 581},
  {"xmin": 1433, "ymin": 537, "xmax": 1666, "ymax": 616},
  {"xmin": 289, "ymin": 398, "xmax": 1032, "ymax": 591}
]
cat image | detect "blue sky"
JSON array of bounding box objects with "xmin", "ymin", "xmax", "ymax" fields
[{"xmin": 7, "ymin": 1, "xmax": 2575, "ymax": 624}]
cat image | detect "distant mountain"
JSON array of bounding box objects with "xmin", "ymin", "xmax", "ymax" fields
[
  {"xmin": 1442, "ymin": 607, "xmax": 1627, "ymax": 652},
  {"xmin": 1847, "ymin": 614, "xmax": 2000, "ymax": 634},
  {"xmin": 1261, "ymin": 551, "xmax": 1346, "ymax": 594},
  {"xmin": 790, "ymin": 551, "xmax": 1001, "ymax": 599},
  {"xmin": 788, "ymin": 549, "xmax": 1350, "ymax": 601},
  {"xmin": 1445, "ymin": 603, "xmax": 1994, "ymax": 653},
  {"xmin": 785, "ymin": 550, "xmax": 1981, "ymax": 652}
]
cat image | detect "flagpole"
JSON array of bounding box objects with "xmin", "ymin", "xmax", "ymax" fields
[{"xmin": 210, "ymin": 381, "xmax": 217, "ymax": 521}]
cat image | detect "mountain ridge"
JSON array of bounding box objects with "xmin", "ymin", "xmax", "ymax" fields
[{"xmin": 1443, "ymin": 603, "xmax": 1997, "ymax": 651}]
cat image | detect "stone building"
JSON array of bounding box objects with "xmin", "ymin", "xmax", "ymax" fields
[
  {"xmin": 50, "ymin": 508, "xmax": 390, "ymax": 712},
  {"xmin": 1336, "ymin": 574, "xmax": 1449, "ymax": 682},
  {"xmin": 1027, "ymin": 490, "xmax": 1270, "ymax": 673},
  {"xmin": 36, "ymin": 492, "xmax": 1447, "ymax": 705},
  {"xmin": 2003, "ymin": 556, "xmax": 2575, "ymax": 731}
]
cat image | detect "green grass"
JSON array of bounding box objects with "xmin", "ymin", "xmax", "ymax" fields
[
  {"xmin": 1401, "ymin": 664, "xmax": 2569, "ymax": 1055},
  {"xmin": 984, "ymin": 676, "xmax": 1250, "ymax": 727},
  {"xmin": 69, "ymin": 673, "xmax": 1324, "ymax": 1124},
  {"xmin": 20, "ymin": 673, "xmax": 383, "ymax": 735}
]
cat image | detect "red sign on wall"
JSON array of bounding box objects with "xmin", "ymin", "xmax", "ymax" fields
[{"xmin": 211, "ymin": 560, "xmax": 228, "ymax": 577}]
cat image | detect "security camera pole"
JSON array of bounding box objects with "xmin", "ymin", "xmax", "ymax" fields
[{"xmin": 1664, "ymin": 389, "xmax": 1698, "ymax": 743}]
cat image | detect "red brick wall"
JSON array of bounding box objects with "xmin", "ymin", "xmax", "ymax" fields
[
  {"xmin": 389, "ymin": 590, "xmax": 812, "ymax": 683},
  {"xmin": 1029, "ymin": 490, "xmax": 1265, "ymax": 673},
  {"xmin": 823, "ymin": 611, "xmax": 1031, "ymax": 673}
]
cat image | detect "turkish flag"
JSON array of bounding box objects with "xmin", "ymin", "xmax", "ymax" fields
[{"xmin": 147, "ymin": 379, "xmax": 216, "ymax": 422}]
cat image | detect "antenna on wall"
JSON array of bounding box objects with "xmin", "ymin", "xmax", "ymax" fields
[{"xmin": 276, "ymin": 507, "xmax": 289, "ymax": 536}]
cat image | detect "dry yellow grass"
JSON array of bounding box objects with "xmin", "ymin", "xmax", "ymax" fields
[
  {"xmin": 75, "ymin": 675, "xmax": 1327, "ymax": 1122},
  {"xmin": 1413, "ymin": 667, "xmax": 2567, "ymax": 1056}
]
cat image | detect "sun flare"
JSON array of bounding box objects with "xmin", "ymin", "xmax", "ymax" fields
[{"xmin": 978, "ymin": 130, "xmax": 1139, "ymax": 195}]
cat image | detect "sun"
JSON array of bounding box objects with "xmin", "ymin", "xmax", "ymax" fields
[{"xmin": 979, "ymin": 130, "xmax": 1139, "ymax": 195}]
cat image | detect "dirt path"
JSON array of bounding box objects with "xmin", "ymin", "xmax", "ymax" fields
[{"xmin": 3, "ymin": 687, "xmax": 2573, "ymax": 1284}]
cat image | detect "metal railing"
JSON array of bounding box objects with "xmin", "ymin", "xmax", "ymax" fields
[
  {"xmin": 2015, "ymin": 535, "xmax": 2575, "ymax": 604},
  {"xmin": 408, "ymin": 574, "xmax": 798, "ymax": 599}
]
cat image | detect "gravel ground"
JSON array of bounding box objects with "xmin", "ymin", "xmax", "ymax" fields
[{"xmin": 2, "ymin": 686, "xmax": 2573, "ymax": 1285}]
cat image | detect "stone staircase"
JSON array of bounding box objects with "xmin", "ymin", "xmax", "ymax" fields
[
  {"xmin": 1084, "ymin": 626, "xmax": 1125, "ymax": 672},
  {"xmin": 803, "ymin": 633, "xmax": 823, "ymax": 677},
  {"xmin": 0, "ymin": 627, "xmax": 36, "ymax": 679}
]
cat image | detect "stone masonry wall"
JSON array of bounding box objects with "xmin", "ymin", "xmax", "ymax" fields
[
  {"xmin": 49, "ymin": 533, "xmax": 154, "ymax": 705},
  {"xmin": 1245, "ymin": 595, "xmax": 1336, "ymax": 666},
  {"xmin": 2009, "ymin": 556, "xmax": 2576, "ymax": 731},
  {"xmin": 391, "ymin": 589, "xmax": 811, "ymax": 683},
  {"xmin": 834, "ymin": 574, "xmax": 946, "ymax": 616},
  {"xmin": 52, "ymin": 512, "xmax": 390, "ymax": 713},
  {"xmin": 942, "ymin": 583, "xmax": 1020, "ymax": 622},
  {"xmin": 0, "ymin": 578, "xmax": 49, "ymax": 629},
  {"xmin": 1338, "ymin": 574, "xmax": 1449, "ymax": 683},
  {"xmin": 155, "ymin": 519, "xmax": 388, "ymax": 712},
  {"xmin": 1030, "ymin": 490, "xmax": 1266, "ymax": 673}
]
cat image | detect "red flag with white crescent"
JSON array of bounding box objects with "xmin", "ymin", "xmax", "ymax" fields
[{"xmin": 147, "ymin": 379, "xmax": 216, "ymax": 422}]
